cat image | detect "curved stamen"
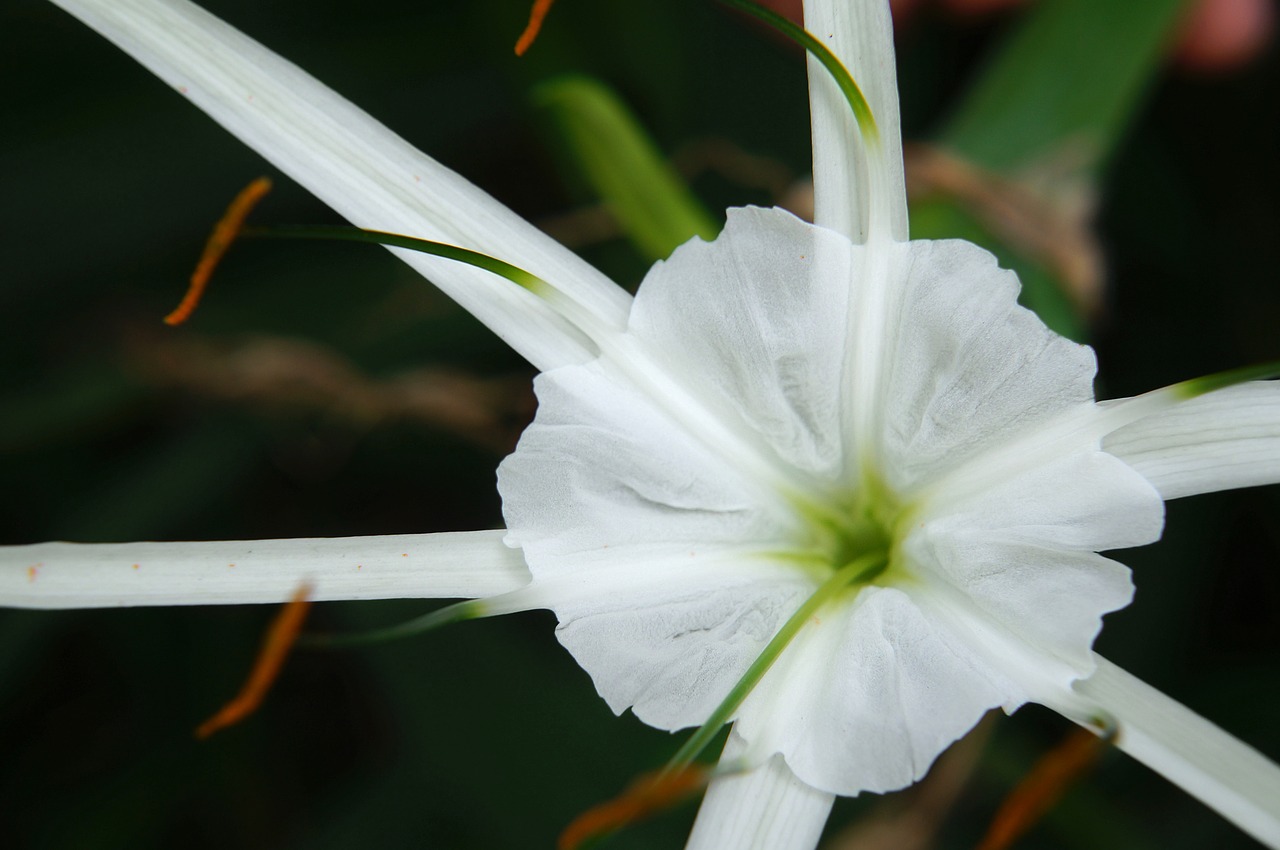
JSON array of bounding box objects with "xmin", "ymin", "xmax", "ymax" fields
[
  {"xmin": 197, "ymin": 582, "xmax": 311, "ymax": 738},
  {"xmin": 977, "ymin": 726, "xmax": 1113, "ymax": 850},
  {"xmin": 248, "ymin": 224, "xmax": 551, "ymax": 296},
  {"xmin": 166, "ymin": 176, "xmax": 273, "ymax": 325},
  {"xmin": 515, "ymin": 0, "xmax": 557, "ymax": 56}
]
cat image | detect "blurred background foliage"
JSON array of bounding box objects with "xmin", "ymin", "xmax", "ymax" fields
[{"xmin": 2, "ymin": 0, "xmax": 1278, "ymax": 847}]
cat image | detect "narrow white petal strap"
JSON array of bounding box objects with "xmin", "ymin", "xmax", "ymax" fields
[
  {"xmin": 686, "ymin": 730, "xmax": 834, "ymax": 850},
  {"xmin": 52, "ymin": 0, "xmax": 633, "ymax": 373},
  {"xmin": 1071, "ymin": 655, "xmax": 1280, "ymax": 848},
  {"xmin": 803, "ymin": 0, "xmax": 909, "ymax": 243},
  {"xmin": 1103, "ymin": 382, "xmax": 1280, "ymax": 500},
  {"xmin": 1, "ymin": 530, "xmax": 530, "ymax": 608}
]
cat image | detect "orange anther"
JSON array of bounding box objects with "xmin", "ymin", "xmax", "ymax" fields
[
  {"xmin": 559, "ymin": 764, "xmax": 709, "ymax": 850},
  {"xmin": 977, "ymin": 727, "xmax": 1107, "ymax": 850},
  {"xmin": 514, "ymin": 0, "xmax": 557, "ymax": 56},
  {"xmin": 164, "ymin": 176, "xmax": 273, "ymax": 326},
  {"xmin": 195, "ymin": 582, "xmax": 312, "ymax": 740}
]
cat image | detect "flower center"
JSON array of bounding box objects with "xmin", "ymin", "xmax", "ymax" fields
[
  {"xmin": 660, "ymin": 477, "xmax": 910, "ymax": 775},
  {"xmin": 829, "ymin": 501, "xmax": 892, "ymax": 586},
  {"xmin": 798, "ymin": 471, "xmax": 905, "ymax": 595},
  {"xmin": 661, "ymin": 546, "xmax": 892, "ymax": 777}
]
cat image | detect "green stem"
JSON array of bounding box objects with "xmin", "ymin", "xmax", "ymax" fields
[{"xmin": 662, "ymin": 550, "xmax": 888, "ymax": 774}]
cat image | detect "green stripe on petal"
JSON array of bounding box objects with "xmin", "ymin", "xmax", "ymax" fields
[
  {"xmin": 1104, "ymin": 381, "xmax": 1280, "ymax": 500},
  {"xmin": 1170, "ymin": 362, "xmax": 1280, "ymax": 400},
  {"xmin": 721, "ymin": 0, "xmax": 879, "ymax": 146},
  {"xmin": 802, "ymin": 0, "xmax": 909, "ymax": 243},
  {"xmin": 248, "ymin": 226, "xmax": 553, "ymax": 298}
]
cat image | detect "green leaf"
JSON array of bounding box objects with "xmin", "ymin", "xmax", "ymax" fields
[
  {"xmin": 922, "ymin": 0, "xmax": 1187, "ymax": 338},
  {"xmin": 57, "ymin": 419, "xmax": 260, "ymax": 540},
  {"xmin": 940, "ymin": 0, "xmax": 1188, "ymax": 173},
  {"xmin": 536, "ymin": 75, "xmax": 720, "ymax": 262},
  {"xmin": 0, "ymin": 366, "xmax": 147, "ymax": 453}
]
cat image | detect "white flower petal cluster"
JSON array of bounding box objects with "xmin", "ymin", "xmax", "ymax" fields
[
  {"xmin": 499, "ymin": 207, "xmax": 1161, "ymax": 798},
  {"xmin": 6, "ymin": 0, "xmax": 1280, "ymax": 847}
]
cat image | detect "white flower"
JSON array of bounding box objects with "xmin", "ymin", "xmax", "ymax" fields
[{"xmin": 8, "ymin": 0, "xmax": 1280, "ymax": 847}]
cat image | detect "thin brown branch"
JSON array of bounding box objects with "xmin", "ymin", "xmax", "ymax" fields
[
  {"xmin": 904, "ymin": 142, "xmax": 1104, "ymax": 316},
  {"xmin": 124, "ymin": 330, "xmax": 533, "ymax": 453}
]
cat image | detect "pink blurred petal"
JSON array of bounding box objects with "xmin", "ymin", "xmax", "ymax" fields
[{"xmin": 1176, "ymin": 0, "xmax": 1275, "ymax": 72}]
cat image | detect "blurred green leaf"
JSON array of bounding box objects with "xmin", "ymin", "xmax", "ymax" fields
[
  {"xmin": 57, "ymin": 419, "xmax": 261, "ymax": 541},
  {"xmin": 941, "ymin": 0, "xmax": 1188, "ymax": 173},
  {"xmin": 536, "ymin": 75, "xmax": 720, "ymax": 262},
  {"xmin": 919, "ymin": 0, "xmax": 1188, "ymax": 339},
  {"xmin": 0, "ymin": 365, "xmax": 147, "ymax": 453}
]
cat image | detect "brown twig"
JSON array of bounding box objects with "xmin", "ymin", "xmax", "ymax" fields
[
  {"xmin": 904, "ymin": 142, "xmax": 1104, "ymax": 315},
  {"xmin": 125, "ymin": 330, "xmax": 534, "ymax": 453}
]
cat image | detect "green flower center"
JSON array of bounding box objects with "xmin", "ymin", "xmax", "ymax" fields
[
  {"xmin": 660, "ymin": 475, "xmax": 912, "ymax": 776},
  {"xmin": 791, "ymin": 469, "xmax": 910, "ymax": 594},
  {"xmin": 829, "ymin": 502, "xmax": 892, "ymax": 585}
]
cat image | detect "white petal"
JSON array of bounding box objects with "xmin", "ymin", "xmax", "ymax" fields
[
  {"xmin": 523, "ymin": 552, "xmax": 813, "ymax": 730},
  {"xmin": 1103, "ymin": 381, "xmax": 1280, "ymax": 500},
  {"xmin": 908, "ymin": 539, "xmax": 1132, "ymax": 677},
  {"xmin": 499, "ymin": 347, "xmax": 812, "ymax": 729},
  {"xmin": 499, "ymin": 358, "xmax": 798, "ymax": 568},
  {"xmin": 875, "ymin": 239, "xmax": 1098, "ymax": 495},
  {"xmin": 626, "ymin": 207, "xmax": 853, "ymax": 481},
  {"xmin": 922, "ymin": 370, "xmax": 1273, "ymax": 512},
  {"xmin": 1064, "ymin": 655, "xmax": 1280, "ymax": 849},
  {"xmin": 803, "ymin": 0, "xmax": 908, "ymax": 243},
  {"xmin": 911, "ymin": 448, "xmax": 1158, "ymax": 661},
  {"xmin": 917, "ymin": 447, "xmax": 1163, "ymax": 554},
  {"xmin": 686, "ymin": 731, "xmax": 834, "ymax": 850},
  {"xmin": 499, "ymin": 212, "xmax": 863, "ymax": 730},
  {"xmin": 498, "ymin": 283, "xmax": 821, "ymax": 730},
  {"xmin": 737, "ymin": 586, "xmax": 1013, "ymax": 796},
  {"xmin": 53, "ymin": 0, "xmax": 632, "ymax": 372},
  {"xmin": 0, "ymin": 531, "xmax": 529, "ymax": 608}
]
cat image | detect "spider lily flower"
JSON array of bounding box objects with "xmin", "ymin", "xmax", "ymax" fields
[{"xmin": 8, "ymin": 0, "xmax": 1280, "ymax": 847}]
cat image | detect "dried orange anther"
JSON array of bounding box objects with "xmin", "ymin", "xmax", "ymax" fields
[
  {"xmin": 164, "ymin": 176, "xmax": 273, "ymax": 326},
  {"xmin": 195, "ymin": 581, "xmax": 311, "ymax": 740},
  {"xmin": 977, "ymin": 727, "xmax": 1107, "ymax": 850},
  {"xmin": 558, "ymin": 764, "xmax": 709, "ymax": 850},
  {"xmin": 514, "ymin": 0, "xmax": 557, "ymax": 56}
]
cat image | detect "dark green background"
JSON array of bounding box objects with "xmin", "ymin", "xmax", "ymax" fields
[{"xmin": 2, "ymin": 0, "xmax": 1278, "ymax": 847}]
